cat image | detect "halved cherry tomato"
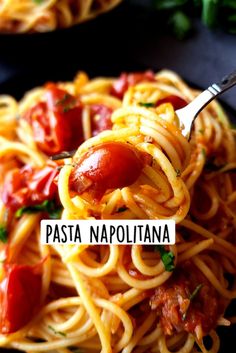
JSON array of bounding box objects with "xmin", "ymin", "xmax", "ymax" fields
[
  {"xmin": 70, "ymin": 142, "xmax": 150, "ymax": 198},
  {"xmin": 111, "ymin": 70, "xmax": 156, "ymax": 99},
  {"xmin": 0, "ymin": 263, "xmax": 41, "ymax": 334},
  {"xmin": 24, "ymin": 83, "xmax": 83, "ymax": 155},
  {"xmin": 156, "ymin": 95, "xmax": 187, "ymax": 110},
  {"xmin": 90, "ymin": 104, "xmax": 113, "ymax": 136},
  {"xmin": 2, "ymin": 165, "xmax": 58, "ymax": 211}
]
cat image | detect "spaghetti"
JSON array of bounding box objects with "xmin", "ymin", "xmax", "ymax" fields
[
  {"xmin": 0, "ymin": 70, "xmax": 235, "ymax": 353},
  {"xmin": 0, "ymin": 0, "xmax": 122, "ymax": 33}
]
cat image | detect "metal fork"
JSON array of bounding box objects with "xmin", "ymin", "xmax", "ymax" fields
[
  {"xmin": 176, "ymin": 70, "xmax": 236, "ymax": 139},
  {"xmin": 52, "ymin": 70, "xmax": 236, "ymax": 161}
]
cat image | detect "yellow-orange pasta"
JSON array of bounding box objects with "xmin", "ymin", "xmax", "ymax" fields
[
  {"xmin": 0, "ymin": 69, "xmax": 235, "ymax": 353},
  {"xmin": 0, "ymin": 0, "xmax": 122, "ymax": 33}
]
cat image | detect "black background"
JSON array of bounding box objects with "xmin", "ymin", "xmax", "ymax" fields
[
  {"xmin": 0, "ymin": 0, "xmax": 235, "ymax": 352},
  {"xmin": 0, "ymin": 0, "xmax": 236, "ymax": 107}
]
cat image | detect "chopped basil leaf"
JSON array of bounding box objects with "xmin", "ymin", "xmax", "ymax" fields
[
  {"xmin": 169, "ymin": 10, "xmax": 192, "ymax": 40},
  {"xmin": 33, "ymin": 0, "xmax": 44, "ymax": 3},
  {"xmin": 175, "ymin": 168, "xmax": 181, "ymax": 177},
  {"xmin": 16, "ymin": 200, "xmax": 62, "ymax": 219},
  {"xmin": 56, "ymin": 93, "xmax": 76, "ymax": 113},
  {"xmin": 56, "ymin": 93, "xmax": 70, "ymax": 106},
  {"xmin": 154, "ymin": 0, "xmax": 188, "ymax": 10},
  {"xmin": 201, "ymin": 148, "xmax": 206, "ymax": 158},
  {"xmin": 202, "ymin": 0, "xmax": 220, "ymax": 28},
  {"xmin": 198, "ymin": 128, "xmax": 205, "ymax": 134},
  {"xmin": 182, "ymin": 283, "xmax": 203, "ymax": 320},
  {"xmin": 189, "ymin": 283, "xmax": 203, "ymax": 301},
  {"xmin": 48, "ymin": 325, "xmax": 66, "ymax": 337},
  {"xmin": 139, "ymin": 102, "xmax": 156, "ymax": 108},
  {"xmin": 0, "ymin": 225, "xmax": 8, "ymax": 243},
  {"xmin": 154, "ymin": 245, "xmax": 175, "ymax": 272}
]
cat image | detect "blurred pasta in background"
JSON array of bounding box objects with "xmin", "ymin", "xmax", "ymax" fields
[{"xmin": 0, "ymin": 0, "xmax": 123, "ymax": 33}]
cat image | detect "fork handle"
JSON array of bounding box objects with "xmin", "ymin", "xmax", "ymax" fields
[
  {"xmin": 177, "ymin": 70, "xmax": 236, "ymax": 138},
  {"xmin": 197, "ymin": 70, "xmax": 236, "ymax": 115},
  {"xmin": 215, "ymin": 70, "xmax": 236, "ymax": 93}
]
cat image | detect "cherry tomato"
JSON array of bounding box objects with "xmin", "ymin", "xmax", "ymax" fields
[
  {"xmin": 156, "ymin": 95, "xmax": 187, "ymax": 110},
  {"xmin": 2, "ymin": 165, "xmax": 58, "ymax": 211},
  {"xmin": 111, "ymin": 71, "xmax": 156, "ymax": 99},
  {"xmin": 0, "ymin": 263, "xmax": 41, "ymax": 333},
  {"xmin": 24, "ymin": 83, "xmax": 83, "ymax": 155},
  {"xmin": 90, "ymin": 104, "xmax": 113, "ymax": 136},
  {"xmin": 70, "ymin": 142, "xmax": 149, "ymax": 198}
]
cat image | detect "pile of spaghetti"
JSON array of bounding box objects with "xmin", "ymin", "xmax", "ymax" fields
[
  {"xmin": 0, "ymin": 0, "xmax": 122, "ymax": 33},
  {"xmin": 0, "ymin": 69, "xmax": 235, "ymax": 353}
]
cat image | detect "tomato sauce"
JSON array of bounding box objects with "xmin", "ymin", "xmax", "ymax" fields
[{"xmin": 150, "ymin": 262, "xmax": 222, "ymax": 336}]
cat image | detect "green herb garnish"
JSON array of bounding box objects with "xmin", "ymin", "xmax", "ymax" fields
[
  {"xmin": 175, "ymin": 168, "xmax": 181, "ymax": 177},
  {"xmin": 202, "ymin": 0, "xmax": 220, "ymax": 28},
  {"xmin": 33, "ymin": 0, "xmax": 44, "ymax": 3},
  {"xmin": 189, "ymin": 283, "xmax": 203, "ymax": 301},
  {"xmin": 182, "ymin": 283, "xmax": 203, "ymax": 320},
  {"xmin": 56, "ymin": 93, "xmax": 76, "ymax": 113},
  {"xmin": 15, "ymin": 200, "xmax": 62, "ymax": 219},
  {"xmin": 152, "ymin": 0, "xmax": 236, "ymax": 39},
  {"xmin": 0, "ymin": 225, "xmax": 8, "ymax": 243},
  {"xmin": 48, "ymin": 325, "xmax": 66, "ymax": 337},
  {"xmin": 169, "ymin": 10, "xmax": 192, "ymax": 40},
  {"xmin": 155, "ymin": 0, "xmax": 188, "ymax": 10},
  {"xmin": 154, "ymin": 245, "xmax": 175, "ymax": 272},
  {"xmin": 139, "ymin": 102, "xmax": 156, "ymax": 108}
]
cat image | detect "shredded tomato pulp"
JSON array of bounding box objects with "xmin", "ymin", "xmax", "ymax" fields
[
  {"xmin": 70, "ymin": 142, "xmax": 151, "ymax": 199},
  {"xmin": 90, "ymin": 104, "xmax": 113, "ymax": 136},
  {"xmin": 2, "ymin": 165, "xmax": 58, "ymax": 211},
  {"xmin": 24, "ymin": 83, "xmax": 83, "ymax": 155},
  {"xmin": 156, "ymin": 95, "xmax": 187, "ymax": 110},
  {"xmin": 0, "ymin": 264, "xmax": 41, "ymax": 334},
  {"xmin": 150, "ymin": 263, "xmax": 222, "ymax": 336},
  {"xmin": 111, "ymin": 71, "xmax": 156, "ymax": 99}
]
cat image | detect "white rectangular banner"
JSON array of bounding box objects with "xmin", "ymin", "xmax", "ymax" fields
[{"xmin": 41, "ymin": 220, "xmax": 176, "ymax": 245}]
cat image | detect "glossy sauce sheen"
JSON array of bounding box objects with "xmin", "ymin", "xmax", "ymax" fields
[
  {"xmin": 90, "ymin": 104, "xmax": 113, "ymax": 136},
  {"xmin": 111, "ymin": 71, "xmax": 156, "ymax": 99},
  {"xmin": 2, "ymin": 165, "xmax": 58, "ymax": 211},
  {"xmin": 70, "ymin": 142, "xmax": 149, "ymax": 198},
  {"xmin": 150, "ymin": 263, "xmax": 222, "ymax": 335},
  {"xmin": 24, "ymin": 84, "xmax": 83, "ymax": 155},
  {"xmin": 156, "ymin": 95, "xmax": 187, "ymax": 110},
  {"xmin": 0, "ymin": 264, "xmax": 41, "ymax": 333}
]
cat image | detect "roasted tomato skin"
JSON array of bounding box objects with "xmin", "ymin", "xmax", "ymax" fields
[
  {"xmin": 90, "ymin": 104, "xmax": 113, "ymax": 136},
  {"xmin": 2, "ymin": 165, "xmax": 58, "ymax": 211},
  {"xmin": 24, "ymin": 83, "xmax": 83, "ymax": 155},
  {"xmin": 111, "ymin": 71, "xmax": 156, "ymax": 99},
  {"xmin": 150, "ymin": 263, "xmax": 222, "ymax": 336},
  {"xmin": 70, "ymin": 142, "xmax": 148, "ymax": 198},
  {"xmin": 0, "ymin": 264, "xmax": 41, "ymax": 334},
  {"xmin": 156, "ymin": 95, "xmax": 187, "ymax": 110}
]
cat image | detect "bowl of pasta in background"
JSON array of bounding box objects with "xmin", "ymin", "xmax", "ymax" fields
[{"xmin": 0, "ymin": 0, "xmax": 123, "ymax": 33}]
